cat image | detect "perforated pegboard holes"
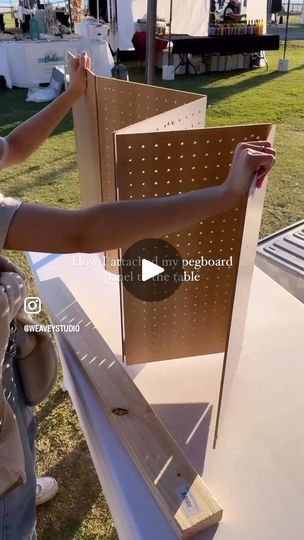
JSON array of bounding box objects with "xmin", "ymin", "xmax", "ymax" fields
[
  {"xmin": 95, "ymin": 78, "xmax": 206, "ymax": 205},
  {"xmin": 116, "ymin": 124, "xmax": 273, "ymax": 364},
  {"xmin": 73, "ymin": 72, "xmax": 273, "ymax": 365},
  {"xmin": 81, "ymin": 77, "xmax": 205, "ymax": 274}
]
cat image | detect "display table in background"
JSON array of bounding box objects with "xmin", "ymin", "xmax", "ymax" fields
[
  {"xmin": 156, "ymin": 34, "xmax": 280, "ymax": 73},
  {"xmin": 158, "ymin": 34, "xmax": 280, "ymax": 56},
  {"xmin": 26, "ymin": 249, "xmax": 304, "ymax": 540},
  {"xmin": 0, "ymin": 37, "xmax": 114, "ymax": 88}
]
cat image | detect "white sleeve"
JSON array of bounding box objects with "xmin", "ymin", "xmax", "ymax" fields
[
  {"xmin": 0, "ymin": 137, "xmax": 9, "ymax": 169},
  {"xmin": 0, "ymin": 193, "xmax": 22, "ymax": 252}
]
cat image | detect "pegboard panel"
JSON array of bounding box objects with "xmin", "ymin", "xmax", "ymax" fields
[
  {"xmin": 116, "ymin": 98, "xmax": 206, "ymax": 136},
  {"xmin": 115, "ymin": 123, "xmax": 274, "ymax": 365},
  {"xmin": 95, "ymin": 76, "xmax": 206, "ymax": 203},
  {"xmin": 73, "ymin": 72, "xmax": 206, "ymax": 271},
  {"xmin": 213, "ymin": 124, "xmax": 276, "ymax": 446},
  {"xmin": 73, "ymin": 73, "xmax": 205, "ymax": 207}
]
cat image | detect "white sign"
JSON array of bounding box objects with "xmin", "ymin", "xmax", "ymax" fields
[{"xmin": 26, "ymin": 43, "xmax": 66, "ymax": 84}]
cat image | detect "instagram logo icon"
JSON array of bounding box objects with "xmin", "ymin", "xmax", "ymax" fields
[{"xmin": 24, "ymin": 297, "xmax": 42, "ymax": 315}]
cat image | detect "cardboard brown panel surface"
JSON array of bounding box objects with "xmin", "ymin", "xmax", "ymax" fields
[
  {"xmin": 95, "ymin": 76, "xmax": 206, "ymax": 203},
  {"xmin": 72, "ymin": 71, "xmax": 102, "ymax": 206},
  {"xmin": 115, "ymin": 124, "xmax": 273, "ymax": 365},
  {"xmin": 87, "ymin": 76, "xmax": 207, "ymax": 271}
]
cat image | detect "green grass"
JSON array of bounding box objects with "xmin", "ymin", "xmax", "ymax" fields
[
  {"xmin": 129, "ymin": 44, "xmax": 304, "ymax": 236},
  {"xmin": 0, "ymin": 42, "xmax": 304, "ymax": 539}
]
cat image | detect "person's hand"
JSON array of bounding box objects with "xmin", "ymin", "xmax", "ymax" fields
[
  {"xmin": 68, "ymin": 52, "xmax": 92, "ymax": 99},
  {"xmin": 224, "ymin": 141, "xmax": 276, "ymax": 200}
]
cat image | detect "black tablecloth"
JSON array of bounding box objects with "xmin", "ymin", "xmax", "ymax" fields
[
  {"xmin": 158, "ymin": 34, "xmax": 280, "ymax": 55},
  {"xmin": 0, "ymin": 14, "xmax": 5, "ymax": 33}
]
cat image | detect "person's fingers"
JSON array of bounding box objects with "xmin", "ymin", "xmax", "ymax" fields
[
  {"xmin": 70, "ymin": 54, "xmax": 81, "ymax": 72},
  {"xmin": 236, "ymin": 141, "xmax": 273, "ymax": 157},
  {"xmin": 231, "ymin": 143, "xmax": 275, "ymax": 189},
  {"xmin": 245, "ymin": 149, "xmax": 275, "ymax": 188},
  {"xmin": 247, "ymin": 148, "xmax": 275, "ymax": 168},
  {"xmin": 71, "ymin": 54, "xmax": 81, "ymax": 69},
  {"xmin": 256, "ymin": 162, "xmax": 274, "ymax": 188},
  {"xmin": 234, "ymin": 140, "xmax": 273, "ymax": 160},
  {"xmin": 250, "ymin": 140, "xmax": 272, "ymax": 148},
  {"xmin": 242, "ymin": 144, "xmax": 276, "ymax": 159},
  {"xmin": 86, "ymin": 55, "xmax": 92, "ymax": 71},
  {"xmin": 68, "ymin": 56, "xmax": 79, "ymax": 71},
  {"xmin": 79, "ymin": 52, "xmax": 87, "ymax": 70},
  {"xmin": 256, "ymin": 170, "xmax": 267, "ymax": 188},
  {"xmin": 241, "ymin": 140, "xmax": 272, "ymax": 149}
]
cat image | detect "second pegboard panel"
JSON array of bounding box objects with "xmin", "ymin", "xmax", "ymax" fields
[
  {"xmin": 114, "ymin": 123, "xmax": 274, "ymax": 365},
  {"xmin": 96, "ymin": 76, "xmax": 206, "ymax": 204}
]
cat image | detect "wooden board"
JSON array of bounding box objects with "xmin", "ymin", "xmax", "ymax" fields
[
  {"xmin": 41, "ymin": 277, "xmax": 223, "ymax": 539},
  {"xmin": 114, "ymin": 124, "xmax": 274, "ymax": 364}
]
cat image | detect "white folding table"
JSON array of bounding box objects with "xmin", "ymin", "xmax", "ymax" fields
[
  {"xmin": 0, "ymin": 38, "xmax": 114, "ymax": 88},
  {"xmin": 27, "ymin": 251, "xmax": 304, "ymax": 540}
]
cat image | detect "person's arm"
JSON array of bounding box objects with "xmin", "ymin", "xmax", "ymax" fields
[
  {"xmin": 226, "ymin": 13, "xmax": 246, "ymax": 21},
  {"xmin": 4, "ymin": 53, "xmax": 91, "ymax": 168},
  {"xmin": 225, "ymin": 7, "xmax": 246, "ymax": 22},
  {"xmin": 5, "ymin": 142, "xmax": 275, "ymax": 253}
]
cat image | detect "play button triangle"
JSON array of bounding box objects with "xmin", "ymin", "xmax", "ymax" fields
[{"xmin": 142, "ymin": 259, "xmax": 165, "ymax": 282}]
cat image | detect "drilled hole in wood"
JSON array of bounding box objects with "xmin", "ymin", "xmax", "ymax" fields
[{"xmin": 112, "ymin": 408, "xmax": 129, "ymax": 416}]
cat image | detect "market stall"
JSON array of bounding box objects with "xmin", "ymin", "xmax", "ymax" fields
[
  {"xmin": 102, "ymin": 0, "xmax": 278, "ymax": 75},
  {"xmin": 102, "ymin": 0, "xmax": 269, "ymax": 51},
  {"xmin": 0, "ymin": 37, "xmax": 113, "ymax": 88},
  {"xmin": 156, "ymin": 33, "xmax": 280, "ymax": 73},
  {"xmin": 104, "ymin": 0, "xmax": 210, "ymax": 52},
  {"xmin": 0, "ymin": 1, "xmax": 114, "ymax": 89}
]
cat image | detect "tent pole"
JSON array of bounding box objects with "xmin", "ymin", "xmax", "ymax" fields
[
  {"xmin": 68, "ymin": 0, "xmax": 73, "ymax": 32},
  {"xmin": 145, "ymin": 0, "xmax": 157, "ymax": 85},
  {"xmin": 283, "ymin": 0, "xmax": 290, "ymax": 58},
  {"xmin": 168, "ymin": 0, "xmax": 173, "ymax": 65}
]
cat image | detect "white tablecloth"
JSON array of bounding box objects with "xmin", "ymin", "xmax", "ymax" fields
[{"xmin": 0, "ymin": 37, "xmax": 114, "ymax": 88}]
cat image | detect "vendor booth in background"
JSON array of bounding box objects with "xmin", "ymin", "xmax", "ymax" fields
[
  {"xmin": 15, "ymin": 0, "xmax": 71, "ymax": 35},
  {"xmin": 0, "ymin": 0, "xmax": 114, "ymax": 90},
  {"xmin": 102, "ymin": 0, "xmax": 210, "ymax": 52},
  {"xmin": 109, "ymin": 0, "xmax": 278, "ymax": 75}
]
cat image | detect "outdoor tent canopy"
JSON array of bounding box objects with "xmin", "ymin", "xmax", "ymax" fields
[
  {"xmin": 107, "ymin": 0, "xmax": 210, "ymax": 51},
  {"xmin": 106, "ymin": 0, "xmax": 267, "ymax": 51}
]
